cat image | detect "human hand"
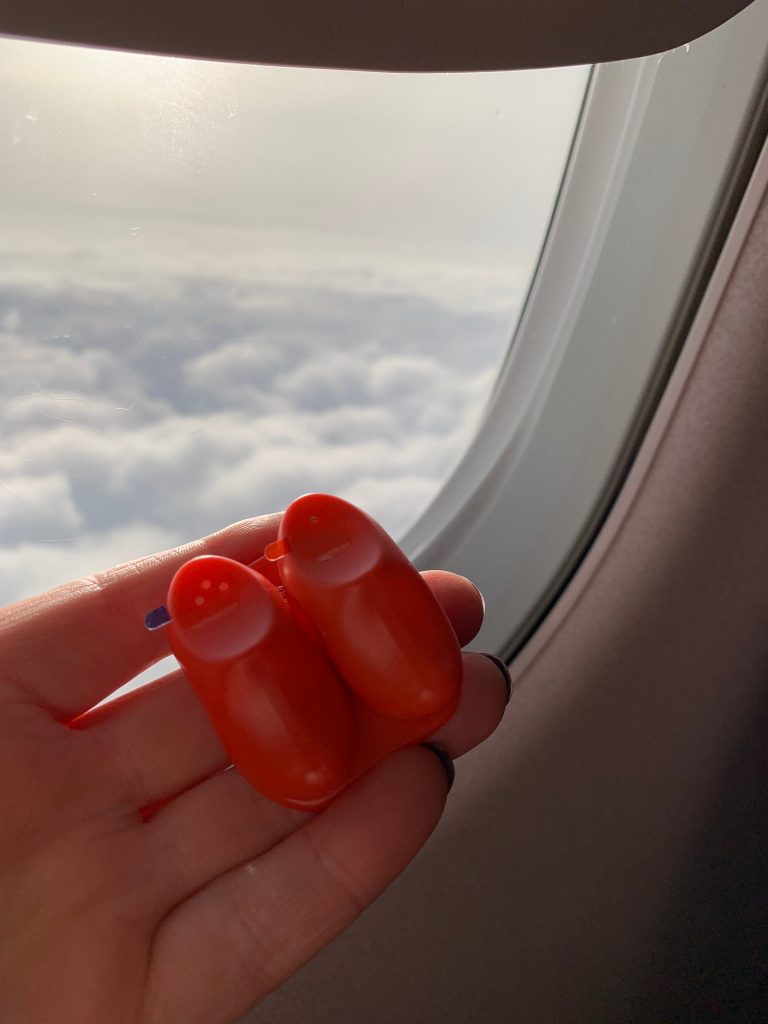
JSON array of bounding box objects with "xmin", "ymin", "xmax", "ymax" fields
[{"xmin": 0, "ymin": 514, "xmax": 510, "ymax": 1024}]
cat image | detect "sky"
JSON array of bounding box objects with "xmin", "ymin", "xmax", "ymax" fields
[{"xmin": 0, "ymin": 34, "xmax": 588, "ymax": 610}]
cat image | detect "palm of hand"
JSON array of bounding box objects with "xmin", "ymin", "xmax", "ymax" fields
[{"xmin": 0, "ymin": 516, "xmax": 507, "ymax": 1024}]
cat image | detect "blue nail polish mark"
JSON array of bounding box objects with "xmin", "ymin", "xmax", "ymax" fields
[{"xmin": 145, "ymin": 605, "xmax": 171, "ymax": 631}]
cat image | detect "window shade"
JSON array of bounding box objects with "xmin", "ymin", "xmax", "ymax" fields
[{"xmin": 0, "ymin": 0, "xmax": 756, "ymax": 71}]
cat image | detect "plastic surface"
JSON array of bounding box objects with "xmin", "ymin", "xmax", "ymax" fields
[{"xmin": 166, "ymin": 494, "xmax": 462, "ymax": 811}]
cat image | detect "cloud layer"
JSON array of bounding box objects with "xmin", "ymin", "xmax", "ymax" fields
[{"xmin": 0, "ymin": 228, "xmax": 515, "ymax": 605}]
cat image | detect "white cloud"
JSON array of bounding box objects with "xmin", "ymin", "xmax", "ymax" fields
[
  {"xmin": 340, "ymin": 475, "xmax": 442, "ymax": 539},
  {"xmin": 0, "ymin": 473, "xmax": 82, "ymax": 542},
  {"xmin": 274, "ymin": 350, "xmax": 372, "ymax": 412},
  {"xmin": 1, "ymin": 330, "xmax": 109, "ymax": 396},
  {"xmin": 184, "ymin": 340, "xmax": 289, "ymax": 405},
  {"xmin": 0, "ymin": 523, "xmax": 178, "ymax": 606}
]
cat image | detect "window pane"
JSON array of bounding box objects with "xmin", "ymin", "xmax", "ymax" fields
[{"xmin": 0, "ymin": 37, "xmax": 588, "ymax": 605}]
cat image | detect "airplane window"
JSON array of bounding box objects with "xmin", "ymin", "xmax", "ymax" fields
[{"xmin": 0, "ymin": 35, "xmax": 589, "ymax": 608}]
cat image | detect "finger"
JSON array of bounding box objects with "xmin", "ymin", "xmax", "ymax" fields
[
  {"xmin": 77, "ymin": 572, "xmax": 487, "ymax": 809},
  {"xmin": 145, "ymin": 767, "xmax": 312, "ymax": 910},
  {"xmin": 139, "ymin": 653, "xmax": 509, "ymax": 906},
  {"xmin": 420, "ymin": 570, "xmax": 484, "ymax": 647},
  {"xmin": 144, "ymin": 746, "xmax": 448, "ymax": 1024},
  {"xmin": 72, "ymin": 668, "xmax": 222, "ymax": 813},
  {"xmin": 0, "ymin": 515, "xmax": 281, "ymax": 720},
  {"xmin": 428, "ymin": 652, "xmax": 511, "ymax": 757}
]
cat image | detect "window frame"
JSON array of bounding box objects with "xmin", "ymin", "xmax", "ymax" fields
[{"xmin": 402, "ymin": 0, "xmax": 768, "ymax": 658}]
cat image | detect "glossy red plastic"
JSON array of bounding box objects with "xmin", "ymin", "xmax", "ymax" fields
[{"xmin": 167, "ymin": 493, "xmax": 462, "ymax": 811}]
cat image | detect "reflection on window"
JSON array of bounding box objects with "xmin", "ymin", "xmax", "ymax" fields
[{"xmin": 0, "ymin": 37, "xmax": 588, "ymax": 604}]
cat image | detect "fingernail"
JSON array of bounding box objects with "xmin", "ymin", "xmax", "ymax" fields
[
  {"xmin": 421, "ymin": 742, "xmax": 455, "ymax": 793},
  {"xmin": 484, "ymin": 654, "xmax": 512, "ymax": 705},
  {"xmin": 144, "ymin": 604, "xmax": 171, "ymax": 630}
]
